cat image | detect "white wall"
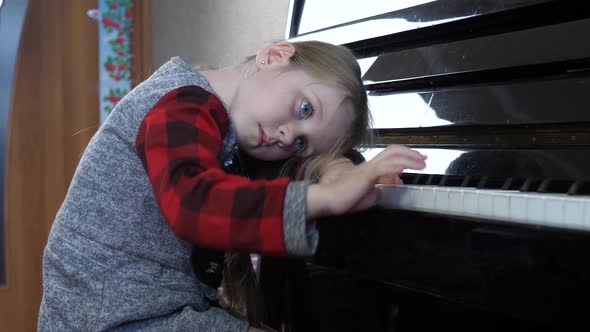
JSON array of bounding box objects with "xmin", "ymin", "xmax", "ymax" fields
[{"xmin": 151, "ymin": 0, "xmax": 291, "ymax": 68}]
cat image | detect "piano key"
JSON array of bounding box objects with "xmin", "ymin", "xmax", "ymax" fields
[
  {"xmin": 463, "ymin": 189, "xmax": 478, "ymax": 216},
  {"xmin": 478, "ymin": 191, "xmax": 494, "ymax": 217},
  {"xmin": 509, "ymin": 195, "xmax": 527, "ymax": 223},
  {"xmin": 526, "ymin": 196, "xmax": 544, "ymax": 227},
  {"xmin": 434, "ymin": 188, "xmax": 450, "ymax": 212},
  {"xmin": 406, "ymin": 186, "xmax": 422, "ymax": 209},
  {"xmin": 493, "ymin": 193, "xmax": 510, "ymax": 219},
  {"xmin": 564, "ymin": 199, "xmax": 584, "ymax": 227},
  {"xmin": 422, "ymin": 186, "xmax": 435, "ymax": 210},
  {"xmin": 448, "ymin": 189, "xmax": 463, "ymax": 212},
  {"xmin": 377, "ymin": 184, "xmax": 590, "ymax": 232},
  {"xmin": 545, "ymin": 196, "xmax": 564, "ymax": 225}
]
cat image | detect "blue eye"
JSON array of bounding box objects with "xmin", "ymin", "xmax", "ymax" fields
[
  {"xmin": 300, "ymin": 99, "xmax": 313, "ymax": 118},
  {"xmin": 295, "ymin": 136, "xmax": 307, "ymax": 151}
]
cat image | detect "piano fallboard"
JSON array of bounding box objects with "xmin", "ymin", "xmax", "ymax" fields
[{"xmin": 307, "ymin": 208, "xmax": 590, "ymax": 330}]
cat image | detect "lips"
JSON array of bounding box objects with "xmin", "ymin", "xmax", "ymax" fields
[{"xmin": 258, "ymin": 125, "xmax": 268, "ymax": 146}]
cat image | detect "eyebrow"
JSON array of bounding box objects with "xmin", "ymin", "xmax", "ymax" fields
[
  {"xmin": 308, "ymin": 91, "xmax": 323, "ymax": 123},
  {"xmin": 301, "ymin": 92, "xmax": 323, "ymax": 157}
]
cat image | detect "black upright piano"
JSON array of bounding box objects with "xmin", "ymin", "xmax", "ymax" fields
[{"xmin": 258, "ymin": 1, "xmax": 590, "ymax": 331}]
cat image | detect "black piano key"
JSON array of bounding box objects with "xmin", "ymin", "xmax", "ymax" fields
[
  {"xmin": 520, "ymin": 178, "xmax": 542, "ymax": 192},
  {"xmin": 508, "ymin": 178, "xmax": 526, "ymax": 191},
  {"xmin": 399, "ymin": 173, "xmax": 589, "ymax": 196},
  {"xmin": 476, "ymin": 176, "xmax": 506, "ymax": 190},
  {"xmin": 568, "ymin": 180, "xmax": 590, "ymax": 196},
  {"xmin": 399, "ymin": 173, "xmax": 417, "ymax": 184},
  {"xmin": 414, "ymin": 173, "xmax": 428, "ymax": 185},
  {"xmin": 537, "ymin": 179, "xmax": 574, "ymax": 194},
  {"xmin": 460, "ymin": 176, "xmax": 481, "ymax": 188},
  {"xmin": 425, "ymin": 174, "xmax": 443, "ymax": 186},
  {"xmin": 439, "ymin": 175, "xmax": 464, "ymax": 187}
]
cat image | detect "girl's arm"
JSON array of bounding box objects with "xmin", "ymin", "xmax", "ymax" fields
[{"xmin": 137, "ymin": 86, "xmax": 294, "ymax": 255}]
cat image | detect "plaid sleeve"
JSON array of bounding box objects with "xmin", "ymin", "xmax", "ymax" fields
[{"xmin": 135, "ymin": 86, "xmax": 290, "ymax": 255}]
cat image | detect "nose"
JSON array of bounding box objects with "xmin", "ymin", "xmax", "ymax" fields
[{"xmin": 278, "ymin": 124, "xmax": 295, "ymax": 147}]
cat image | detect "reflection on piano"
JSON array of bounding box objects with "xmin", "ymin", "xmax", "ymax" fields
[{"xmin": 260, "ymin": 1, "xmax": 590, "ymax": 331}]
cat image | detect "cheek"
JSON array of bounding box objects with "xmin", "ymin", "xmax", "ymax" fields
[
  {"xmin": 254, "ymin": 81, "xmax": 293, "ymax": 115},
  {"xmin": 235, "ymin": 79, "xmax": 267, "ymax": 110}
]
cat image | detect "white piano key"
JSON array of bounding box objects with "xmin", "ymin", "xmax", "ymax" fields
[
  {"xmin": 463, "ymin": 190, "xmax": 478, "ymax": 215},
  {"xmin": 435, "ymin": 188, "xmax": 450, "ymax": 212},
  {"xmin": 401, "ymin": 186, "xmax": 421, "ymax": 210},
  {"xmin": 564, "ymin": 198, "xmax": 585, "ymax": 229},
  {"xmin": 378, "ymin": 185, "xmax": 403, "ymax": 209},
  {"xmin": 493, "ymin": 193, "xmax": 510, "ymax": 219},
  {"xmin": 478, "ymin": 191, "xmax": 494, "ymax": 218},
  {"xmin": 378, "ymin": 185, "xmax": 421, "ymax": 210},
  {"xmin": 422, "ymin": 186, "xmax": 436, "ymax": 210},
  {"xmin": 396, "ymin": 186, "xmax": 412, "ymax": 208},
  {"xmin": 585, "ymin": 199, "xmax": 590, "ymax": 228},
  {"xmin": 509, "ymin": 195, "xmax": 527, "ymax": 222},
  {"xmin": 376, "ymin": 184, "xmax": 590, "ymax": 233},
  {"xmin": 408, "ymin": 186, "xmax": 423, "ymax": 209},
  {"xmin": 545, "ymin": 196, "xmax": 564, "ymax": 228},
  {"xmin": 526, "ymin": 196, "xmax": 545, "ymax": 226},
  {"xmin": 449, "ymin": 189, "xmax": 464, "ymax": 213}
]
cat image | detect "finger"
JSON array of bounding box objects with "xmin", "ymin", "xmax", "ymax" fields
[
  {"xmin": 377, "ymin": 155, "xmax": 426, "ymax": 173},
  {"xmin": 376, "ymin": 175, "xmax": 402, "ymax": 184},
  {"xmin": 381, "ymin": 145, "xmax": 426, "ymax": 160},
  {"xmin": 372, "ymin": 147, "xmax": 427, "ymax": 167}
]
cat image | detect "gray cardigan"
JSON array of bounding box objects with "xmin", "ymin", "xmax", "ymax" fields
[{"xmin": 38, "ymin": 57, "xmax": 318, "ymax": 331}]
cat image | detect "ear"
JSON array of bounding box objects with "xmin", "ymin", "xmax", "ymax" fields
[{"xmin": 255, "ymin": 42, "xmax": 295, "ymax": 70}]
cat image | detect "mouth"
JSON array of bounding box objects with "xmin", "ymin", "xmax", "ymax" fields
[{"xmin": 258, "ymin": 125, "xmax": 268, "ymax": 146}]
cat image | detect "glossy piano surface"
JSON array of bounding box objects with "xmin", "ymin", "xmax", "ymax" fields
[
  {"xmin": 362, "ymin": 148, "xmax": 590, "ymax": 180},
  {"xmin": 304, "ymin": 208, "xmax": 590, "ymax": 330},
  {"xmin": 290, "ymin": 0, "xmax": 552, "ymax": 44},
  {"xmin": 260, "ymin": 207, "xmax": 590, "ymax": 331},
  {"xmin": 368, "ymin": 77, "xmax": 590, "ymax": 128}
]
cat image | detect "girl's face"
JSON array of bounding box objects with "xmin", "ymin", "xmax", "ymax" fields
[{"xmin": 230, "ymin": 66, "xmax": 354, "ymax": 161}]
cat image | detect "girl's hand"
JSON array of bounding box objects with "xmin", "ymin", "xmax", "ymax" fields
[
  {"xmin": 307, "ymin": 145, "xmax": 426, "ymax": 218},
  {"xmin": 318, "ymin": 157, "xmax": 403, "ymax": 212},
  {"xmin": 319, "ymin": 158, "xmax": 403, "ymax": 186},
  {"xmin": 318, "ymin": 157, "xmax": 357, "ymax": 185}
]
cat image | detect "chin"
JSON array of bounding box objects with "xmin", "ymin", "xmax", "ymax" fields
[
  {"xmin": 241, "ymin": 148, "xmax": 285, "ymax": 162},
  {"xmin": 249, "ymin": 152, "xmax": 280, "ymax": 161}
]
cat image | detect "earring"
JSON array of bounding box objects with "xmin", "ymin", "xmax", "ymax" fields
[{"xmin": 260, "ymin": 60, "xmax": 265, "ymax": 64}]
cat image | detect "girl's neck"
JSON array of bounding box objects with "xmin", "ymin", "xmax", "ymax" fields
[{"xmin": 201, "ymin": 63, "xmax": 255, "ymax": 113}]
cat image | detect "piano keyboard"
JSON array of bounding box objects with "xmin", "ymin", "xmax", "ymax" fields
[{"xmin": 377, "ymin": 184, "xmax": 590, "ymax": 232}]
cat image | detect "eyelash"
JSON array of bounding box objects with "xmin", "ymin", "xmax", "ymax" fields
[
  {"xmin": 299, "ymin": 99, "xmax": 313, "ymax": 118},
  {"xmin": 296, "ymin": 99, "xmax": 313, "ymax": 152}
]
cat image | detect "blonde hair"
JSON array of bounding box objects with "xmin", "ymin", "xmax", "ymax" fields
[{"xmin": 220, "ymin": 40, "xmax": 373, "ymax": 327}]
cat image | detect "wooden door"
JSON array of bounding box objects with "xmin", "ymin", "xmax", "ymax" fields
[
  {"xmin": 0, "ymin": 0, "xmax": 151, "ymax": 330},
  {"xmin": 0, "ymin": 1, "xmax": 99, "ymax": 330}
]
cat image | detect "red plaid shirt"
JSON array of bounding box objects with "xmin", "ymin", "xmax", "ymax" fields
[{"xmin": 135, "ymin": 86, "xmax": 291, "ymax": 255}]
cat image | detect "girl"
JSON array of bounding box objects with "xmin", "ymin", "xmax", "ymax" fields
[{"xmin": 38, "ymin": 41, "xmax": 426, "ymax": 331}]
